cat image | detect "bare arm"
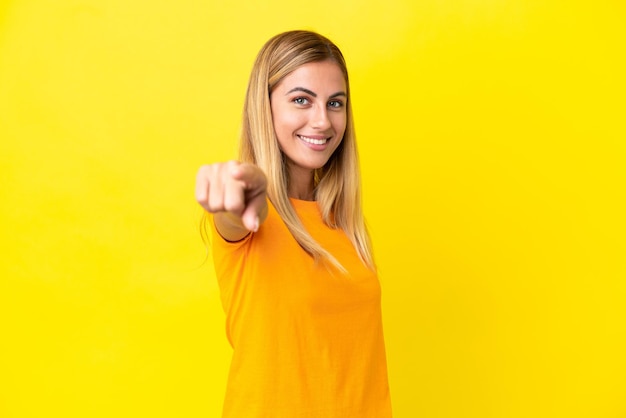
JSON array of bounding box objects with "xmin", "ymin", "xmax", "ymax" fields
[{"xmin": 195, "ymin": 161, "xmax": 268, "ymax": 242}]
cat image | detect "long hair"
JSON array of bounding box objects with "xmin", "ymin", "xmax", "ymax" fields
[{"xmin": 238, "ymin": 30, "xmax": 375, "ymax": 272}]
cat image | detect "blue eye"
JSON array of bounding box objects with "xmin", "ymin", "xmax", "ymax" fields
[
  {"xmin": 293, "ymin": 97, "xmax": 309, "ymax": 105},
  {"xmin": 328, "ymin": 100, "xmax": 343, "ymax": 108}
]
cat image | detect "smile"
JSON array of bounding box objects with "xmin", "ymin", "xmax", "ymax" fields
[{"xmin": 298, "ymin": 135, "xmax": 329, "ymax": 145}]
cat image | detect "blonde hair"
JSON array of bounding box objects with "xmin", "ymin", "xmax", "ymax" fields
[{"xmin": 240, "ymin": 30, "xmax": 375, "ymax": 271}]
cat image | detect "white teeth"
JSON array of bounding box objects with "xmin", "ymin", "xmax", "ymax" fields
[{"xmin": 299, "ymin": 135, "xmax": 328, "ymax": 145}]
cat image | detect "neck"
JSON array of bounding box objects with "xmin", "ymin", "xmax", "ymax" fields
[{"xmin": 287, "ymin": 165, "xmax": 315, "ymax": 201}]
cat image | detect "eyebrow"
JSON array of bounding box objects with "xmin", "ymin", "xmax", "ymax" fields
[{"xmin": 285, "ymin": 87, "xmax": 347, "ymax": 99}]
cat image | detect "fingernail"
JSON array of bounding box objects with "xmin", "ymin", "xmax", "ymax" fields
[{"xmin": 253, "ymin": 217, "xmax": 259, "ymax": 232}]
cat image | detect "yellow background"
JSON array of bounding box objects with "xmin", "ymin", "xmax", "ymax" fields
[{"xmin": 1, "ymin": 0, "xmax": 624, "ymax": 417}]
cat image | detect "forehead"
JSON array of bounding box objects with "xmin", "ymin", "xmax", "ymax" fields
[{"xmin": 277, "ymin": 60, "xmax": 346, "ymax": 92}]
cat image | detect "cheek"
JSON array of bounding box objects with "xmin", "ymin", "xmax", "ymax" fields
[
  {"xmin": 272, "ymin": 108, "xmax": 301, "ymax": 134},
  {"xmin": 332, "ymin": 113, "xmax": 347, "ymax": 135},
  {"xmin": 273, "ymin": 114, "xmax": 302, "ymax": 150}
]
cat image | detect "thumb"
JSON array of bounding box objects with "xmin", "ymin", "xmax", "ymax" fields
[{"xmin": 231, "ymin": 163, "xmax": 267, "ymax": 193}]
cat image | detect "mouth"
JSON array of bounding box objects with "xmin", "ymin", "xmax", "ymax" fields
[{"xmin": 297, "ymin": 135, "xmax": 330, "ymax": 145}]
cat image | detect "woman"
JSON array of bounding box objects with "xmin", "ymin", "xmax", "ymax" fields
[{"xmin": 196, "ymin": 30, "xmax": 392, "ymax": 418}]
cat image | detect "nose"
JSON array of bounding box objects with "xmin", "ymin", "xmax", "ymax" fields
[{"xmin": 311, "ymin": 104, "xmax": 331, "ymax": 130}]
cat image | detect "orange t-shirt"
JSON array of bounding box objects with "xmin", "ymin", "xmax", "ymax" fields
[{"xmin": 211, "ymin": 198, "xmax": 392, "ymax": 418}]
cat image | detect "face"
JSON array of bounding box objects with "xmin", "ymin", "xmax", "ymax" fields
[{"xmin": 270, "ymin": 60, "xmax": 347, "ymax": 179}]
